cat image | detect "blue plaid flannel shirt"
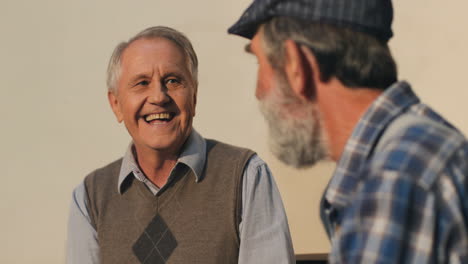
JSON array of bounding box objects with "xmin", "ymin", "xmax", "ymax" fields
[{"xmin": 321, "ymin": 81, "xmax": 468, "ymax": 263}]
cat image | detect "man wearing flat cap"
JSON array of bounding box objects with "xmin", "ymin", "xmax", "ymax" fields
[
  {"xmin": 67, "ymin": 26, "xmax": 294, "ymax": 264},
  {"xmin": 229, "ymin": 0, "xmax": 468, "ymax": 263}
]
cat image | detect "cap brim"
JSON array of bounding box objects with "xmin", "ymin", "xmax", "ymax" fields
[
  {"xmin": 228, "ymin": 0, "xmax": 271, "ymax": 40},
  {"xmin": 228, "ymin": 22, "xmax": 260, "ymax": 39}
]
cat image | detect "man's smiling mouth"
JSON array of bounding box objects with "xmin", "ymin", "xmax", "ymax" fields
[{"xmin": 144, "ymin": 112, "xmax": 175, "ymax": 123}]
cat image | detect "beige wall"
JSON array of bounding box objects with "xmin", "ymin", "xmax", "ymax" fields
[{"xmin": 1, "ymin": 0, "xmax": 467, "ymax": 262}]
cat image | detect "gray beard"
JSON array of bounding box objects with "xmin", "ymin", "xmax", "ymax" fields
[{"xmin": 258, "ymin": 78, "xmax": 328, "ymax": 168}]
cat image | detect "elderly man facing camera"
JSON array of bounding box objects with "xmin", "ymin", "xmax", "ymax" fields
[
  {"xmin": 67, "ymin": 26, "xmax": 294, "ymax": 264},
  {"xmin": 229, "ymin": 0, "xmax": 468, "ymax": 263}
]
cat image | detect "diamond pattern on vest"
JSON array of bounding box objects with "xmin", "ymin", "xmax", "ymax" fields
[{"xmin": 132, "ymin": 214, "xmax": 177, "ymax": 263}]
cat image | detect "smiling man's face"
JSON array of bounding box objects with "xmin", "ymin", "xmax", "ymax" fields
[{"xmin": 108, "ymin": 37, "xmax": 197, "ymax": 156}]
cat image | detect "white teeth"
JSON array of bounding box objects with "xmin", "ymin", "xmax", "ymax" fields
[{"xmin": 145, "ymin": 113, "xmax": 171, "ymax": 122}]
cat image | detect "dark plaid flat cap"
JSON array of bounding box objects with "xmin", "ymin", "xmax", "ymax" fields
[{"xmin": 228, "ymin": 0, "xmax": 394, "ymax": 42}]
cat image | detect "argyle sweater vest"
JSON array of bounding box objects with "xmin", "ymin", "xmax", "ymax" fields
[{"xmin": 84, "ymin": 140, "xmax": 255, "ymax": 264}]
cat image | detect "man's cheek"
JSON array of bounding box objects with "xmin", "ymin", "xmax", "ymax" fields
[{"xmin": 256, "ymin": 78, "xmax": 269, "ymax": 99}]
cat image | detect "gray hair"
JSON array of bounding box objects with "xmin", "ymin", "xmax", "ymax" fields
[
  {"xmin": 261, "ymin": 17, "xmax": 397, "ymax": 90},
  {"xmin": 106, "ymin": 26, "xmax": 198, "ymax": 93}
]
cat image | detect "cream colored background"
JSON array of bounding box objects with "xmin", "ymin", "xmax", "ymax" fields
[{"xmin": 1, "ymin": 0, "xmax": 467, "ymax": 263}]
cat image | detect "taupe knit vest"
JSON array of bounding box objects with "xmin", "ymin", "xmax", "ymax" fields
[{"xmin": 84, "ymin": 140, "xmax": 254, "ymax": 264}]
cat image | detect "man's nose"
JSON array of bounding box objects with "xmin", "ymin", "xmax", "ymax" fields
[{"xmin": 147, "ymin": 82, "xmax": 170, "ymax": 105}]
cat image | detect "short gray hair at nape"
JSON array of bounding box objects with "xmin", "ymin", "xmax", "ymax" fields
[{"xmin": 106, "ymin": 26, "xmax": 199, "ymax": 93}]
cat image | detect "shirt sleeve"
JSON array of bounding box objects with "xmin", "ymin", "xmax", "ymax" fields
[
  {"xmin": 66, "ymin": 182, "xmax": 100, "ymax": 264},
  {"xmin": 238, "ymin": 154, "xmax": 295, "ymax": 264}
]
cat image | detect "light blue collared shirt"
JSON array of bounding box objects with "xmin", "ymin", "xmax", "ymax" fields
[{"xmin": 67, "ymin": 130, "xmax": 295, "ymax": 263}]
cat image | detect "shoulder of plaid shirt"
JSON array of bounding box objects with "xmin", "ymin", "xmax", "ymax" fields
[{"xmin": 324, "ymin": 81, "xmax": 468, "ymax": 264}]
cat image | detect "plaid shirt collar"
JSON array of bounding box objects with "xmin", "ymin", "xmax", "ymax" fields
[{"xmin": 325, "ymin": 81, "xmax": 420, "ymax": 208}]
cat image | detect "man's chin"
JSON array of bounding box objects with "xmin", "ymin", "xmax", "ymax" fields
[
  {"xmin": 275, "ymin": 152, "xmax": 320, "ymax": 169},
  {"xmin": 268, "ymin": 134, "xmax": 327, "ymax": 169},
  {"xmin": 134, "ymin": 139, "xmax": 183, "ymax": 156},
  {"xmin": 260, "ymin": 97, "xmax": 328, "ymax": 169}
]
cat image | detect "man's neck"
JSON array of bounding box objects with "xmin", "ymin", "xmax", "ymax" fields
[
  {"xmin": 316, "ymin": 79, "xmax": 383, "ymax": 161},
  {"xmin": 133, "ymin": 145, "xmax": 179, "ymax": 188}
]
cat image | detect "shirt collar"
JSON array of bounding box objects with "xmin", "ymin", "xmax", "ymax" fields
[
  {"xmin": 325, "ymin": 81, "xmax": 420, "ymax": 207},
  {"xmin": 117, "ymin": 129, "xmax": 207, "ymax": 194}
]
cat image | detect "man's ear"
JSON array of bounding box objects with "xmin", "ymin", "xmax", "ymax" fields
[
  {"xmin": 192, "ymin": 83, "xmax": 197, "ymax": 117},
  {"xmin": 283, "ymin": 39, "xmax": 320, "ymax": 100},
  {"xmin": 107, "ymin": 91, "xmax": 123, "ymax": 123}
]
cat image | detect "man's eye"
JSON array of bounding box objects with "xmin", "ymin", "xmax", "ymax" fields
[
  {"xmin": 137, "ymin": 80, "xmax": 149, "ymax": 86},
  {"xmin": 165, "ymin": 78, "xmax": 182, "ymax": 88},
  {"xmin": 166, "ymin": 78, "xmax": 180, "ymax": 84}
]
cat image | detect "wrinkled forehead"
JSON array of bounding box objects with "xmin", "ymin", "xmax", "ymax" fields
[
  {"xmin": 121, "ymin": 37, "xmax": 187, "ymax": 66},
  {"xmin": 116, "ymin": 39, "xmax": 195, "ymax": 86}
]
